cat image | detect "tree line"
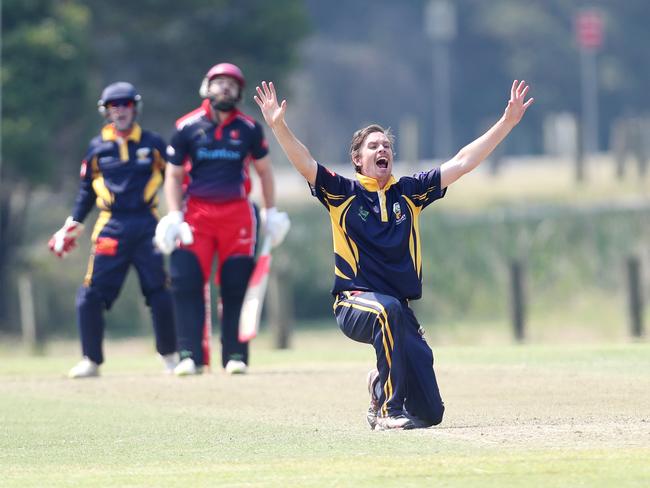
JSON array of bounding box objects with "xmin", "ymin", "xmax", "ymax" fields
[{"xmin": 2, "ymin": 0, "xmax": 649, "ymax": 333}]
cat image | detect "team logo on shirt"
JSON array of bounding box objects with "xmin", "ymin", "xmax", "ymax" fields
[
  {"xmin": 229, "ymin": 129, "xmax": 242, "ymax": 146},
  {"xmin": 393, "ymin": 202, "xmax": 402, "ymax": 219},
  {"xmin": 196, "ymin": 147, "xmax": 241, "ymax": 160},
  {"xmin": 358, "ymin": 207, "xmax": 370, "ymax": 222},
  {"xmin": 136, "ymin": 147, "xmax": 151, "ymax": 164},
  {"xmin": 393, "ymin": 202, "xmax": 406, "ymax": 224}
]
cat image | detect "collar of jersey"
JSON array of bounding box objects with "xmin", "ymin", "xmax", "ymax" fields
[
  {"xmin": 355, "ymin": 173, "xmax": 396, "ymax": 192},
  {"xmin": 101, "ymin": 123, "xmax": 142, "ymax": 143},
  {"xmin": 200, "ymin": 99, "xmax": 243, "ymax": 140}
]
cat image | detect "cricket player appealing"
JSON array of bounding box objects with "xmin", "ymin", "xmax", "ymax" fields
[
  {"xmin": 254, "ymin": 80, "xmax": 533, "ymax": 430},
  {"xmin": 49, "ymin": 82, "xmax": 178, "ymax": 378},
  {"xmin": 155, "ymin": 63, "xmax": 290, "ymax": 375}
]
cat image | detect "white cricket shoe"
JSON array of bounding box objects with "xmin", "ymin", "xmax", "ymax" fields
[
  {"xmin": 68, "ymin": 357, "xmax": 99, "ymax": 379},
  {"xmin": 375, "ymin": 415, "xmax": 415, "ymax": 431},
  {"xmin": 225, "ymin": 359, "xmax": 248, "ymax": 375},
  {"xmin": 366, "ymin": 369, "xmax": 380, "ymax": 430},
  {"xmin": 173, "ymin": 357, "xmax": 202, "ymax": 376},
  {"xmin": 160, "ymin": 352, "xmax": 179, "ymax": 374}
]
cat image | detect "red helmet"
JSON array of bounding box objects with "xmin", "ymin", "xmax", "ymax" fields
[{"xmin": 199, "ymin": 63, "xmax": 245, "ymax": 98}]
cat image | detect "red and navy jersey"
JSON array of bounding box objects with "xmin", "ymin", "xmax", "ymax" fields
[
  {"xmin": 167, "ymin": 100, "xmax": 269, "ymax": 202},
  {"xmin": 71, "ymin": 124, "xmax": 167, "ymax": 223},
  {"xmin": 310, "ymin": 163, "xmax": 447, "ymax": 300}
]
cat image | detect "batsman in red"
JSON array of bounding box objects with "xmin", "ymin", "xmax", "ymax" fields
[{"xmin": 155, "ymin": 63, "xmax": 290, "ymax": 375}]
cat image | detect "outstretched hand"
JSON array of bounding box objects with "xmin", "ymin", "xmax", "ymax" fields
[
  {"xmin": 503, "ymin": 80, "xmax": 534, "ymax": 127},
  {"xmin": 254, "ymin": 81, "xmax": 286, "ymax": 129}
]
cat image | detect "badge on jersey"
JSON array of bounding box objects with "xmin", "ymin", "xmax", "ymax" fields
[
  {"xmin": 393, "ymin": 202, "xmax": 406, "ymax": 224},
  {"xmin": 358, "ymin": 207, "xmax": 369, "ymax": 222},
  {"xmin": 393, "ymin": 202, "xmax": 402, "ymax": 219},
  {"xmin": 136, "ymin": 147, "xmax": 151, "ymax": 164}
]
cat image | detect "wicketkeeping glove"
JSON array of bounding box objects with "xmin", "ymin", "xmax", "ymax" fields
[
  {"xmin": 48, "ymin": 217, "xmax": 84, "ymax": 258},
  {"xmin": 154, "ymin": 210, "xmax": 194, "ymax": 255},
  {"xmin": 261, "ymin": 207, "xmax": 290, "ymax": 248}
]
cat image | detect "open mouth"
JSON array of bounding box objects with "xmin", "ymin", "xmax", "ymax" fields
[{"xmin": 376, "ymin": 157, "xmax": 389, "ymax": 169}]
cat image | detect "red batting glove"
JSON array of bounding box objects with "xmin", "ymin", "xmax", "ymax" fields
[{"xmin": 48, "ymin": 217, "xmax": 84, "ymax": 258}]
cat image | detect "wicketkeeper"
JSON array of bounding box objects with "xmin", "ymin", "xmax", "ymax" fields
[
  {"xmin": 49, "ymin": 82, "xmax": 178, "ymax": 378},
  {"xmin": 155, "ymin": 63, "xmax": 290, "ymax": 375}
]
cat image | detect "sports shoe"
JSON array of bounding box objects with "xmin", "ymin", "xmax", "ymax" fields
[
  {"xmin": 225, "ymin": 359, "xmax": 248, "ymax": 375},
  {"xmin": 173, "ymin": 357, "xmax": 203, "ymax": 376},
  {"xmin": 375, "ymin": 415, "xmax": 415, "ymax": 431},
  {"xmin": 68, "ymin": 357, "xmax": 99, "ymax": 379},
  {"xmin": 366, "ymin": 369, "xmax": 380, "ymax": 430},
  {"xmin": 160, "ymin": 352, "xmax": 179, "ymax": 374}
]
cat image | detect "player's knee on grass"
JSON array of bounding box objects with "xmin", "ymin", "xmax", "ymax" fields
[{"xmin": 421, "ymin": 404, "xmax": 445, "ymax": 427}]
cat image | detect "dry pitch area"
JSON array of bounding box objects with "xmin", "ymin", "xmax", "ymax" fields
[{"xmin": 1, "ymin": 330, "xmax": 648, "ymax": 487}]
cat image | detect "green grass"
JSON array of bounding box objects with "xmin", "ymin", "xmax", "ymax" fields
[{"xmin": 1, "ymin": 329, "xmax": 649, "ymax": 487}]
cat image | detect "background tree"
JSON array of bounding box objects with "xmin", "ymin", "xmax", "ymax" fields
[
  {"xmin": 0, "ymin": 0, "xmax": 309, "ymax": 332},
  {"xmin": 2, "ymin": 0, "xmax": 649, "ymax": 336},
  {"xmin": 87, "ymin": 0, "xmax": 309, "ymax": 138},
  {"xmin": 1, "ymin": 0, "xmax": 91, "ymax": 326}
]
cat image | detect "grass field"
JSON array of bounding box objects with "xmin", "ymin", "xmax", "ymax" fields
[{"xmin": 1, "ymin": 328, "xmax": 648, "ymax": 487}]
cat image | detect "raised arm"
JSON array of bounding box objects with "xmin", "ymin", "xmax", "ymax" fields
[
  {"xmin": 440, "ymin": 80, "xmax": 534, "ymax": 189},
  {"xmin": 254, "ymin": 81, "xmax": 317, "ymax": 186}
]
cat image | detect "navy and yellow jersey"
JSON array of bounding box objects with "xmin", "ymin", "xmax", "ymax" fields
[
  {"xmin": 167, "ymin": 100, "xmax": 269, "ymax": 203},
  {"xmin": 71, "ymin": 123, "xmax": 167, "ymax": 223},
  {"xmin": 310, "ymin": 163, "xmax": 447, "ymax": 300}
]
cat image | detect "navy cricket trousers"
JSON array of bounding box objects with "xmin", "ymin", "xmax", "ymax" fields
[
  {"xmin": 334, "ymin": 291, "xmax": 444, "ymax": 426},
  {"xmin": 76, "ymin": 211, "xmax": 176, "ymax": 364}
]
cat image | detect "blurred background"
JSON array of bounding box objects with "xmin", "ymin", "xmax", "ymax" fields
[{"xmin": 2, "ymin": 0, "xmax": 649, "ymax": 351}]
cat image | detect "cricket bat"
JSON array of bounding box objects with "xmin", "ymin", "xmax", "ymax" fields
[
  {"xmin": 201, "ymin": 282, "xmax": 212, "ymax": 369},
  {"xmin": 238, "ymin": 235, "xmax": 273, "ymax": 342}
]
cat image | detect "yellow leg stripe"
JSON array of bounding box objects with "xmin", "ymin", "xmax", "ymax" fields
[
  {"xmin": 345, "ymin": 295, "xmax": 394, "ymax": 349},
  {"xmin": 339, "ymin": 293, "xmax": 399, "ymax": 417},
  {"xmin": 382, "ymin": 384, "xmax": 389, "ymax": 417},
  {"xmin": 334, "ymin": 299, "xmax": 394, "ymax": 411},
  {"xmin": 83, "ymin": 253, "xmax": 95, "ymax": 286},
  {"xmin": 84, "ymin": 211, "xmax": 112, "ymax": 286},
  {"xmin": 91, "ymin": 211, "xmax": 112, "ymax": 242},
  {"xmin": 335, "ymin": 301, "xmax": 392, "ymax": 368}
]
